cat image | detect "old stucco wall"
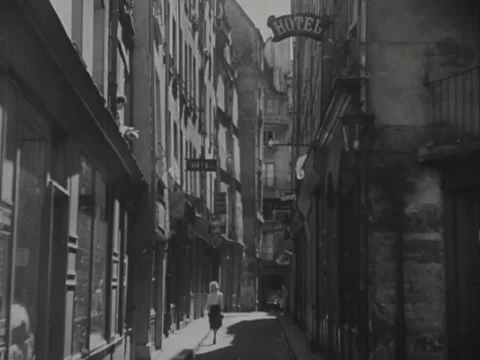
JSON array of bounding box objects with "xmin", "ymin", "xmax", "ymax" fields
[
  {"xmin": 368, "ymin": 0, "xmax": 479, "ymax": 129},
  {"xmin": 367, "ymin": 1, "xmax": 479, "ymax": 358},
  {"xmin": 369, "ymin": 167, "xmax": 444, "ymax": 360}
]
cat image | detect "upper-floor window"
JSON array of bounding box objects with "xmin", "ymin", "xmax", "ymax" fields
[
  {"xmin": 172, "ymin": 18, "xmax": 177, "ymax": 63},
  {"xmin": 189, "ymin": 46, "xmax": 193, "ymax": 96},
  {"xmin": 263, "ymin": 233, "xmax": 274, "ymax": 260},
  {"xmin": 173, "ymin": 122, "xmax": 178, "ymax": 159},
  {"xmin": 263, "ymin": 162, "xmax": 275, "ymax": 187},
  {"xmin": 184, "ymin": 43, "xmax": 188, "ymax": 84},
  {"xmin": 166, "ymin": 111, "xmax": 172, "ymax": 161},
  {"xmin": 193, "ymin": 148, "xmax": 197, "ymax": 195},
  {"xmin": 193, "ymin": 58, "xmax": 197, "ymax": 103},
  {"xmin": 179, "ymin": 29, "xmax": 183, "ymax": 77},
  {"xmin": 263, "ymin": 130, "xmax": 275, "ymax": 145},
  {"xmin": 180, "ymin": 129, "xmax": 184, "ymax": 185}
]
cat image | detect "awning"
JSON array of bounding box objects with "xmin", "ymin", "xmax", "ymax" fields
[
  {"xmin": 194, "ymin": 214, "xmax": 214, "ymax": 245},
  {"xmin": 418, "ymin": 139, "xmax": 480, "ymax": 165},
  {"xmin": 217, "ymin": 233, "xmax": 245, "ymax": 249}
]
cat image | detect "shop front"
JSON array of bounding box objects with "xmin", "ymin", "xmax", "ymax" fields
[
  {"xmin": 0, "ymin": 3, "xmax": 145, "ymax": 360},
  {"xmin": 218, "ymin": 235, "xmax": 244, "ymax": 312}
]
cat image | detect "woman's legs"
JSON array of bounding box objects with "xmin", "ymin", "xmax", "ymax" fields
[{"xmin": 213, "ymin": 329, "xmax": 217, "ymax": 344}]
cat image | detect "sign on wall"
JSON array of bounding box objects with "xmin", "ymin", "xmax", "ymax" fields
[
  {"xmin": 186, "ymin": 158, "xmax": 217, "ymax": 171},
  {"xmin": 214, "ymin": 192, "xmax": 227, "ymax": 215},
  {"xmin": 210, "ymin": 216, "xmax": 226, "ymax": 235},
  {"xmin": 267, "ymin": 13, "xmax": 332, "ymax": 42}
]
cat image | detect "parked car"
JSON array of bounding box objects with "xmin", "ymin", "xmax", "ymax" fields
[{"xmin": 266, "ymin": 290, "xmax": 282, "ymax": 311}]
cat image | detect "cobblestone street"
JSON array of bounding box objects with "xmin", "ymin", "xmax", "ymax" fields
[{"xmin": 194, "ymin": 313, "xmax": 295, "ymax": 360}]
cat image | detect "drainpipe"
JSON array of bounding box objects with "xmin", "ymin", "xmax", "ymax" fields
[
  {"xmin": 147, "ymin": 0, "xmax": 166, "ymax": 349},
  {"xmin": 358, "ymin": 0, "xmax": 371, "ymax": 358}
]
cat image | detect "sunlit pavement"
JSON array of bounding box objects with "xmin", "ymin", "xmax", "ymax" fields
[{"xmin": 194, "ymin": 312, "xmax": 294, "ymax": 359}]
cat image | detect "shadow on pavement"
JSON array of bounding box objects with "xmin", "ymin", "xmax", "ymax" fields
[{"xmin": 195, "ymin": 316, "xmax": 289, "ymax": 359}]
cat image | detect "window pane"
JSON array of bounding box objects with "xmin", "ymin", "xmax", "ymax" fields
[
  {"xmin": 10, "ymin": 116, "xmax": 48, "ymax": 360},
  {"xmin": 90, "ymin": 174, "xmax": 107, "ymax": 347},
  {"xmin": 73, "ymin": 160, "xmax": 94, "ymax": 353}
]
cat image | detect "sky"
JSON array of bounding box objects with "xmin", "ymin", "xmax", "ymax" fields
[{"xmin": 236, "ymin": 0, "xmax": 291, "ymax": 40}]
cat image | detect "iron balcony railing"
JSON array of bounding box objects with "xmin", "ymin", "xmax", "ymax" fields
[{"xmin": 426, "ymin": 64, "xmax": 480, "ymax": 144}]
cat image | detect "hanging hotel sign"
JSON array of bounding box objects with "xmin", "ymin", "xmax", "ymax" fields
[
  {"xmin": 186, "ymin": 158, "xmax": 217, "ymax": 172},
  {"xmin": 267, "ymin": 13, "xmax": 333, "ymax": 42}
]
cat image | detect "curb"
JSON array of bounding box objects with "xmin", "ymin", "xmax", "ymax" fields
[{"xmin": 275, "ymin": 314, "xmax": 299, "ymax": 360}]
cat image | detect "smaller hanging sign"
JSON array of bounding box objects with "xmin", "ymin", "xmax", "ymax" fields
[
  {"xmin": 214, "ymin": 192, "xmax": 227, "ymax": 215},
  {"xmin": 186, "ymin": 158, "xmax": 217, "ymax": 171},
  {"xmin": 267, "ymin": 13, "xmax": 333, "ymax": 42},
  {"xmin": 210, "ymin": 216, "xmax": 226, "ymax": 235}
]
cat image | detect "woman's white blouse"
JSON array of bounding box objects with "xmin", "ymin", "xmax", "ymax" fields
[{"xmin": 207, "ymin": 292, "xmax": 224, "ymax": 307}]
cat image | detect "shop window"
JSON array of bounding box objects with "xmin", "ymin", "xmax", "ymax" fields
[
  {"xmin": 72, "ymin": 159, "xmax": 108, "ymax": 353},
  {"xmin": 0, "ymin": 81, "xmax": 15, "ymax": 356},
  {"xmin": 109, "ymin": 200, "xmax": 121, "ymax": 337},
  {"xmin": 9, "ymin": 101, "xmax": 50, "ymax": 360},
  {"xmin": 0, "ymin": 74, "xmax": 12, "ymax": 358},
  {"xmin": 119, "ymin": 210, "xmax": 129, "ymax": 333}
]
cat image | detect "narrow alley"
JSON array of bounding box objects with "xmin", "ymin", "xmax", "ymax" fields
[{"xmin": 194, "ymin": 313, "xmax": 294, "ymax": 360}]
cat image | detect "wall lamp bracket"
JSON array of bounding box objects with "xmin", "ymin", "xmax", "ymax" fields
[{"xmin": 267, "ymin": 139, "xmax": 313, "ymax": 148}]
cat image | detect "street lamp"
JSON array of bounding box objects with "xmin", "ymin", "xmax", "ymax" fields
[{"xmin": 339, "ymin": 109, "xmax": 375, "ymax": 161}]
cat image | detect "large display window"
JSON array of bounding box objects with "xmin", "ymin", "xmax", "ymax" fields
[{"xmin": 0, "ymin": 73, "xmax": 130, "ymax": 360}]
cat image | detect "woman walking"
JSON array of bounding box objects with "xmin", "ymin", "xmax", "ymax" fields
[{"xmin": 205, "ymin": 281, "xmax": 224, "ymax": 344}]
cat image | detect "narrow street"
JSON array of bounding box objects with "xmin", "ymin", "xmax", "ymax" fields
[{"xmin": 194, "ymin": 313, "xmax": 295, "ymax": 360}]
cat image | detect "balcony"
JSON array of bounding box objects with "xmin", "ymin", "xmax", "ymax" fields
[{"xmin": 425, "ymin": 64, "xmax": 480, "ymax": 145}]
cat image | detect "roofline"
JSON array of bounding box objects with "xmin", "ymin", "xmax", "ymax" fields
[{"xmin": 229, "ymin": 0, "xmax": 264, "ymax": 44}]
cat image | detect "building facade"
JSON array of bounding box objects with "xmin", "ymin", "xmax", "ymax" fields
[
  {"xmin": 214, "ymin": 0, "xmax": 245, "ymax": 312},
  {"xmin": 289, "ymin": 0, "xmax": 480, "ymax": 360},
  {"xmin": 225, "ymin": 0, "xmax": 266, "ymax": 311},
  {"xmin": 258, "ymin": 38, "xmax": 293, "ymax": 310},
  {"xmin": 0, "ymin": 1, "xmax": 143, "ymax": 360},
  {"xmin": 132, "ymin": 0, "xmax": 227, "ymax": 359}
]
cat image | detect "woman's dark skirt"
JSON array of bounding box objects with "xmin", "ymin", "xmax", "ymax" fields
[{"xmin": 208, "ymin": 304, "xmax": 223, "ymax": 330}]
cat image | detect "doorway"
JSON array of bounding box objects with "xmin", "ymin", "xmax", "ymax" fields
[{"xmin": 444, "ymin": 189, "xmax": 480, "ymax": 359}]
